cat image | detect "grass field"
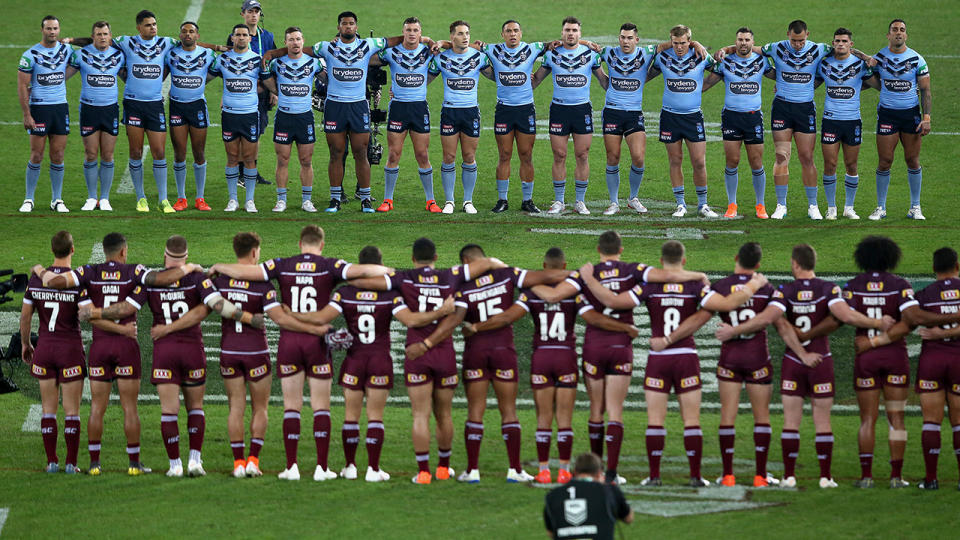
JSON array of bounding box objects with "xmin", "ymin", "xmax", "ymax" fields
[{"xmin": 1, "ymin": 0, "xmax": 959, "ymax": 537}]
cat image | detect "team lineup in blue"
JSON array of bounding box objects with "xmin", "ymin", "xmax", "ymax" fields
[{"xmin": 18, "ymin": 4, "xmax": 932, "ymax": 220}]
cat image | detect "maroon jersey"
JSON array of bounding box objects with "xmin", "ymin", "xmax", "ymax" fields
[
  {"xmin": 127, "ymin": 270, "xmax": 220, "ymax": 342},
  {"xmin": 575, "ymin": 261, "xmax": 651, "ymax": 348},
  {"xmin": 516, "ymin": 288, "xmax": 580, "ymax": 350},
  {"xmin": 330, "ymin": 286, "xmax": 406, "ymax": 357},
  {"xmin": 769, "ymin": 278, "xmax": 843, "ymax": 356},
  {"xmin": 386, "ymin": 265, "xmax": 469, "ymax": 345},
  {"xmin": 631, "ymin": 280, "xmax": 707, "ymax": 351},
  {"xmin": 454, "ymin": 267, "xmax": 528, "ymax": 350},
  {"xmin": 72, "ymin": 261, "xmax": 152, "ymax": 340},
  {"xmin": 214, "ymin": 276, "xmax": 281, "ymax": 354},
  {"xmin": 915, "ymin": 278, "xmax": 960, "ymax": 356},
  {"xmin": 842, "ymin": 272, "xmax": 918, "ymax": 356},
  {"xmin": 23, "ymin": 267, "xmax": 89, "ymax": 342},
  {"xmin": 261, "ymin": 254, "xmax": 349, "ymax": 336},
  {"xmin": 705, "ymin": 273, "xmax": 778, "ymax": 358}
]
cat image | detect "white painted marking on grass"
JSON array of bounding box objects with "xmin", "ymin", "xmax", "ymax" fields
[
  {"xmin": 21, "ymin": 404, "xmax": 41, "ymax": 432},
  {"xmin": 88, "ymin": 242, "xmax": 105, "ymax": 264},
  {"xmin": 0, "ymin": 508, "xmax": 9, "ymax": 536},
  {"xmin": 184, "ymin": 0, "xmax": 205, "ymax": 22},
  {"xmin": 530, "ymin": 227, "xmax": 746, "ymax": 240},
  {"xmin": 116, "ymin": 145, "xmax": 146, "ymax": 195}
]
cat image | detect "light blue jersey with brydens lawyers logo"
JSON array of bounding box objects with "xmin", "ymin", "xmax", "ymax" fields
[
  {"xmin": 379, "ymin": 43, "xmax": 433, "ymax": 102},
  {"xmin": 712, "ymin": 51, "xmax": 771, "ymax": 113},
  {"xmin": 209, "ymin": 49, "xmax": 270, "ymax": 114},
  {"xmin": 484, "ymin": 41, "xmax": 546, "ymax": 106},
  {"xmin": 69, "ymin": 44, "xmax": 124, "ymax": 106},
  {"xmin": 313, "ymin": 37, "xmax": 387, "ymax": 103},
  {"xmin": 114, "ymin": 35, "xmax": 178, "ymax": 102},
  {"xmin": 166, "ymin": 45, "xmax": 215, "ymax": 103},
  {"xmin": 430, "ymin": 48, "xmax": 489, "ymax": 108},
  {"xmin": 761, "ymin": 40, "xmax": 830, "ymax": 103},
  {"xmin": 19, "ymin": 42, "xmax": 74, "ymax": 105},
  {"xmin": 541, "ymin": 44, "xmax": 601, "ymax": 106},
  {"xmin": 874, "ymin": 46, "xmax": 928, "ymax": 110},
  {"xmin": 602, "ymin": 45, "xmax": 656, "ymax": 111},
  {"xmin": 269, "ymin": 55, "xmax": 323, "ymax": 114},
  {"xmin": 655, "ymin": 48, "xmax": 715, "ymax": 114},
  {"xmin": 817, "ymin": 55, "xmax": 872, "ymax": 120}
]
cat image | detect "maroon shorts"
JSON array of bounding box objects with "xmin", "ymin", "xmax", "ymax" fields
[
  {"xmin": 340, "ymin": 350, "xmax": 393, "ymax": 390},
  {"xmin": 581, "ymin": 345, "xmax": 633, "ymax": 380},
  {"xmin": 644, "ymin": 352, "xmax": 701, "ymax": 394},
  {"xmin": 31, "ymin": 338, "xmax": 85, "ymax": 383},
  {"xmin": 854, "ymin": 348, "xmax": 910, "ymax": 390},
  {"xmin": 717, "ymin": 348, "xmax": 773, "ymax": 384},
  {"xmin": 88, "ymin": 336, "xmax": 141, "ymax": 381},
  {"xmin": 780, "ymin": 354, "xmax": 835, "ymax": 398},
  {"xmin": 531, "ymin": 347, "xmax": 578, "ymax": 389},
  {"xmin": 405, "ymin": 343, "xmax": 459, "ymax": 388},
  {"xmin": 462, "ymin": 345, "xmax": 518, "ymax": 383},
  {"xmin": 276, "ymin": 331, "xmax": 331, "ymax": 379},
  {"xmin": 220, "ymin": 351, "xmax": 271, "ymax": 382},
  {"xmin": 151, "ymin": 337, "xmax": 206, "ymax": 386},
  {"xmin": 915, "ymin": 351, "xmax": 960, "ymax": 394}
]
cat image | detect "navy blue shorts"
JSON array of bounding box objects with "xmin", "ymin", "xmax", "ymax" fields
[
  {"xmin": 29, "ymin": 103, "xmax": 69, "ymax": 136},
  {"xmin": 274, "ymin": 110, "xmax": 316, "ymax": 145},
  {"xmin": 601, "ymin": 107, "xmax": 644, "ymax": 136},
  {"xmin": 721, "ymin": 109, "xmax": 764, "ymax": 144},
  {"xmin": 123, "ymin": 99, "xmax": 166, "ymax": 132},
  {"xmin": 169, "ymin": 99, "xmax": 209, "ymax": 129},
  {"xmin": 494, "ymin": 103, "xmax": 536, "ymax": 135},
  {"xmin": 549, "ymin": 102, "xmax": 593, "ymax": 136},
  {"xmin": 771, "ymin": 98, "xmax": 816, "ymax": 133},
  {"xmin": 79, "ymin": 103, "xmax": 118, "ymax": 137},
  {"xmin": 387, "ymin": 100, "xmax": 430, "ymax": 133},
  {"xmin": 821, "ymin": 118, "xmax": 862, "ymax": 146},
  {"xmin": 440, "ymin": 106, "xmax": 481, "ymax": 138},
  {"xmin": 221, "ymin": 111, "xmax": 260, "ymax": 142},
  {"xmin": 323, "ymin": 99, "xmax": 370, "ymax": 134},
  {"xmin": 659, "ymin": 110, "xmax": 705, "ymax": 143},
  {"xmin": 876, "ymin": 105, "xmax": 921, "ymax": 136}
]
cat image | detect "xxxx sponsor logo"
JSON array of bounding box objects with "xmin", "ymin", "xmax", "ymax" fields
[
  {"xmin": 407, "ymin": 373, "xmax": 427, "ymax": 383},
  {"xmin": 312, "ymin": 364, "xmax": 331, "ymax": 375},
  {"xmin": 89, "ymin": 367, "xmax": 106, "ymax": 377},
  {"xmin": 645, "ymin": 377, "xmax": 664, "ymax": 389},
  {"xmin": 813, "ymin": 383, "xmax": 833, "ymax": 394},
  {"xmin": 153, "ymin": 369, "xmax": 172, "ymax": 379},
  {"xmin": 887, "ymin": 374, "xmax": 907, "ymax": 385},
  {"xmin": 249, "ymin": 365, "xmax": 268, "ymax": 378},
  {"xmin": 781, "ymin": 380, "xmax": 798, "ymax": 391},
  {"xmin": 342, "ymin": 373, "xmax": 359, "ymax": 385},
  {"xmin": 919, "ymin": 380, "xmax": 939, "ymax": 391},
  {"xmin": 280, "ymin": 364, "xmax": 298, "ymax": 375},
  {"xmin": 465, "ymin": 369, "xmax": 484, "ymax": 380},
  {"xmin": 369, "ymin": 375, "xmax": 389, "ymax": 386},
  {"xmin": 32, "ymin": 365, "xmax": 47, "ymax": 376},
  {"xmin": 857, "ymin": 377, "xmax": 876, "ymax": 388},
  {"xmin": 220, "ymin": 366, "xmax": 236, "ymax": 376},
  {"xmin": 495, "ymin": 369, "xmax": 515, "ymax": 379},
  {"xmin": 441, "ymin": 375, "xmax": 459, "ymax": 386},
  {"xmin": 680, "ymin": 376, "xmax": 700, "ymax": 389}
]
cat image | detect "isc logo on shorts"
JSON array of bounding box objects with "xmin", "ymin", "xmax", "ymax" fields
[
  {"xmin": 312, "ymin": 364, "xmax": 331, "ymax": 375},
  {"xmin": 495, "ymin": 369, "xmax": 514, "ymax": 379},
  {"xmin": 798, "ymin": 290, "xmax": 813, "ymax": 301},
  {"xmin": 857, "ymin": 377, "xmax": 875, "ymax": 388},
  {"xmin": 919, "ymin": 380, "xmax": 939, "ymax": 390},
  {"xmin": 249, "ymin": 365, "xmax": 268, "ymax": 378},
  {"xmin": 62, "ymin": 366, "xmax": 82, "ymax": 378},
  {"xmin": 342, "ymin": 373, "xmax": 359, "ymax": 385},
  {"xmin": 296, "ymin": 262, "xmax": 317, "ymax": 272},
  {"xmin": 221, "ymin": 366, "xmax": 236, "ymax": 376},
  {"xmin": 229, "ymin": 279, "xmax": 249, "ymax": 289},
  {"xmin": 752, "ymin": 367, "xmax": 770, "ymax": 380},
  {"xmin": 941, "ymin": 290, "xmax": 960, "ymax": 300},
  {"xmin": 89, "ymin": 367, "xmax": 106, "ymax": 377},
  {"xmin": 465, "ymin": 369, "xmax": 484, "ymax": 380},
  {"xmin": 814, "ymin": 383, "xmax": 833, "ymax": 394},
  {"xmin": 680, "ymin": 376, "xmax": 700, "ymax": 389},
  {"xmin": 280, "ymin": 364, "xmax": 298, "ymax": 375},
  {"xmin": 717, "ymin": 366, "xmax": 735, "ymax": 378},
  {"xmin": 116, "ymin": 366, "xmax": 133, "ymax": 376},
  {"xmin": 645, "ymin": 377, "xmax": 664, "ymax": 389},
  {"xmin": 664, "ymin": 284, "xmax": 683, "ymax": 293},
  {"xmin": 154, "ymin": 369, "xmax": 172, "ymax": 379},
  {"xmin": 867, "ymin": 282, "xmax": 884, "ymax": 292},
  {"xmin": 369, "ymin": 375, "xmax": 389, "ymax": 386},
  {"xmin": 559, "ymin": 373, "xmax": 577, "ymax": 384},
  {"xmin": 407, "ymin": 373, "xmax": 427, "ymax": 383},
  {"xmin": 782, "ymin": 380, "xmax": 797, "ymax": 391},
  {"xmin": 32, "ymin": 364, "xmax": 47, "ymax": 376},
  {"xmin": 357, "ymin": 291, "xmax": 377, "ymax": 301},
  {"xmin": 615, "ymin": 363, "xmax": 632, "ymax": 373},
  {"xmin": 887, "ymin": 374, "xmax": 906, "ymax": 385},
  {"xmin": 531, "ymin": 374, "xmax": 548, "ymax": 385},
  {"xmin": 441, "ymin": 375, "xmax": 458, "ymax": 386},
  {"xmin": 189, "ymin": 369, "xmax": 205, "ymax": 379}
]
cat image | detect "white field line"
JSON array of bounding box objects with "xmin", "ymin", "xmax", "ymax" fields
[
  {"xmin": 0, "ymin": 508, "xmax": 9, "ymax": 537},
  {"xmin": 21, "ymin": 404, "xmax": 41, "ymax": 432}
]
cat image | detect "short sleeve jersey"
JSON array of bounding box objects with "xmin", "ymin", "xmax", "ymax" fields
[
  {"xmin": 386, "ymin": 265, "xmax": 470, "ymax": 345},
  {"xmin": 329, "ymin": 286, "xmax": 406, "ymax": 357},
  {"xmin": 213, "ymin": 276, "xmax": 280, "ymax": 354},
  {"xmin": 654, "ymin": 48, "xmax": 716, "ymax": 114},
  {"xmin": 114, "ymin": 35, "xmax": 178, "ymax": 102},
  {"xmin": 712, "ymin": 51, "xmax": 771, "ymax": 113},
  {"xmin": 261, "ymin": 254, "xmax": 351, "ymax": 336},
  {"xmin": 379, "ymin": 43, "xmax": 433, "ymax": 102},
  {"xmin": 126, "ymin": 270, "xmax": 220, "ymax": 342},
  {"xmin": 23, "ymin": 267, "xmax": 90, "ymax": 342},
  {"xmin": 875, "ymin": 46, "xmax": 928, "ymax": 110},
  {"xmin": 313, "ymin": 37, "xmax": 387, "ymax": 103},
  {"xmin": 430, "ymin": 48, "xmax": 489, "ymax": 108},
  {"xmin": 913, "ymin": 278, "xmax": 960, "ymax": 356},
  {"xmin": 541, "ymin": 44, "xmax": 601, "ymax": 105},
  {"xmin": 269, "ymin": 54, "xmax": 322, "ymax": 114},
  {"xmin": 516, "ymin": 288, "xmax": 580, "ymax": 350},
  {"xmin": 602, "ymin": 45, "xmax": 657, "ymax": 111},
  {"xmin": 166, "ymin": 45, "xmax": 215, "ymax": 104},
  {"xmin": 761, "ymin": 40, "xmax": 830, "ymax": 103},
  {"xmin": 842, "ymin": 272, "xmax": 919, "ymax": 357},
  {"xmin": 703, "ymin": 274, "xmax": 778, "ymax": 357},
  {"xmin": 631, "ymin": 280, "xmax": 708, "ymax": 350},
  {"xmin": 576, "ymin": 261, "xmax": 651, "ymax": 348},
  {"xmin": 69, "ymin": 44, "xmax": 125, "ymax": 106},
  {"xmin": 769, "ymin": 278, "xmax": 844, "ymax": 357},
  {"xmin": 72, "ymin": 261, "xmax": 153, "ymax": 340},
  {"xmin": 817, "ymin": 55, "xmax": 872, "ymax": 120},
  {"xmin": 19, "ymin": 42, "xmax": 74, "ymax": 105},
  {"xmin": 209, "ymin": 49, "xmax": 270, "ymax": 114},
  {"xmin": 454, "ymin": 267, "xmax": 528, "ymax": 350},
  {"xmin": 484, "ymin": 41, "xmax": 546, "ymax": 106}
]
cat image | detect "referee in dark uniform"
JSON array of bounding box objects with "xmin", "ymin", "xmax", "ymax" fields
[
  {"xmin": 544, "ymin": 453, "xmax": 634, "ymax": 540},
  {"xmin": 227, "ymin": 0, "xmax": 275, "ymax": 186}
]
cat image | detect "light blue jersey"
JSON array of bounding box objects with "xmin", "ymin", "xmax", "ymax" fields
[
  {"xmin": 269, "ymin": 54, "xmax": 322, "ymax": 114},
  {"xmin": 874, "ymin": 46, "xmax": 928, "ymax": 110},
  {"xmin": 602, "ymin": 45, "xmax": 656, "ymax": 111},
  {"xmin": 655, "ymin": 48, "xmax": 715, "ymax": 114},
  {"xmin": 114, "ymin": 35, "xmax": 178, "ymax": 102},
  {"xmin": 166, "ymin": 45, "xmax": 215, "ymax": 104},
  {"xmin": 209, "ymin": 49, "xmax": 270, "ymax": 114},
  {"xmin": 541, "ymin": 44, "xmax": 601, "ymax": 106},
  {"xmin": 484, "ymin": 41, "xmax": 545, "ymax": 106},
  {"xmin": 379, "ymin": 43, "xmax": 433, "ymax": 102},
  {"xmin": 313, "ymin": 37, "xmax": 387, "ymax": 103},
  {"xmin": 712, "ymin": 52, "xmax": 771, "ymax": 113},
  {"xmin": 430, "ymin": 48, "xmax": 489, "ymax": 108},
  {"xmin": 761, "ymin": 40, "xmax": 830, "ymax": 103},
  {"xmin": 69, "ymin": 44, "xmax": 124, "ymax": 106},
  {"xmin": 18, "ymin": 42, "xmax": 74, "ymax": 105},
  {"xmin": 818, "ymin": 55, "xmax": 872, "ymax": 120}
]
